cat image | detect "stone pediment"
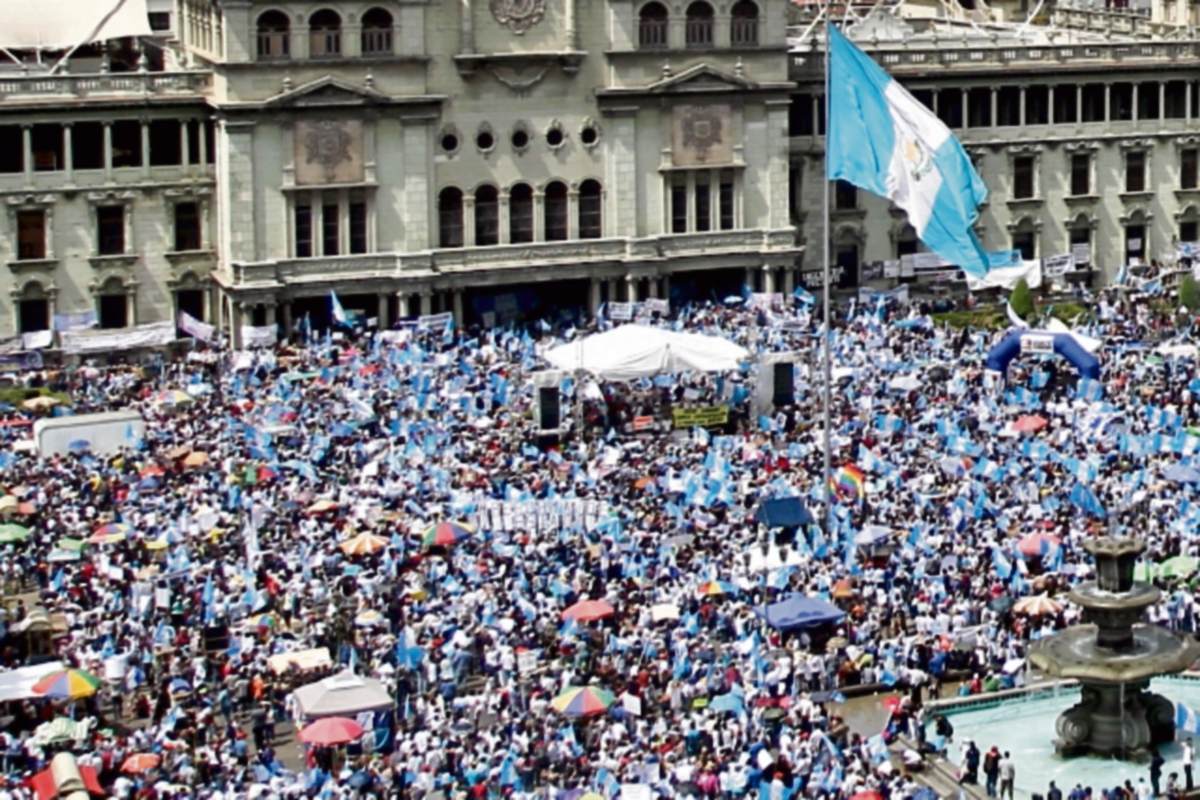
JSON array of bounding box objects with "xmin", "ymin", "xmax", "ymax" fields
[
  {"xmin": 266, "ymin": 77, "xmax": 390, "ymax": 109},
  {"xmin": 644, "ymin": 63, "xmax": 756, "ymax": 94}
]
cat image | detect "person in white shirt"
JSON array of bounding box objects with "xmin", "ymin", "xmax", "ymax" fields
[{"xmin": 1184, "ymin": 737, "xmax": 1195, "ymax": 791}]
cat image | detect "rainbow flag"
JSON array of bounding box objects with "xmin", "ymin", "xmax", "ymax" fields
[{"xmin": 830, "ymin": 464, "xmax": 865, "ymax": 503}]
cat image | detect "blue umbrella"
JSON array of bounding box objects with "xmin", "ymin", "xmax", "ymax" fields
[
  {"xmin": 708, "ymin": 693, "xmax": 744, "ymax": 713},
  {"xmin": 68, "ymin": 440, "xmax": 91, "ymax": 453},
  {"xmin": 138, "ymin": 477, "xmax": 161, "ymax": 491}
]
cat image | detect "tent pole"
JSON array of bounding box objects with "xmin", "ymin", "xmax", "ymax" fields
[{"xmin": 821, "ymin": 13, "xmax": 834, "ymax": 535}]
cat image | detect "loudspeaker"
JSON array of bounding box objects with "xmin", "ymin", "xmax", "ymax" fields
[
  {"xmin": 772, "ymin": 362, "xmax": 795, "ymax": 407},
  {"xmin": 537, "ymin": 387, "xmax": 561, "ymax": 431}
]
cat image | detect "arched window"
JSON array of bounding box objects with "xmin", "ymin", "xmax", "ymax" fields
[
  {"xmin": 309, "ymin": 9, "xmax": 342, "ymax": 58},
  {"xmin": 1012, "ymin": 217, "xmax": 1038, "ymax": 261},
  {"xmin": 16, "ymin": 281, "xmax": 49, "ymax": 334},
  {"xmin": 544, "ymin": 182, "xmax": 568, "ymax": 241},
  {"xmin": 510, "ymin": 184, "xmax": 534, "ymax": 244},
  {"xmin": 638, "ymin": 2, "xmax": 669, "ymax": 49},
  {"xmin": 579, "ymin": 180, "xmax": 602, "ymax": 239},
  {"xmin": 475, "ymin": 185, "xmax": 499, "ymax": 246},
  {"xmin": 256, "ymin": 10, "xmax": 290, "ymax": 60},
  {"xmin": 730, "ymin": 0, "xmax": 759, "ymax": 45},
  {"xmin": 438, "ymin": 188, "xmax": 464, "ymax": 248},
  {"xmin": 361, "ymin": 8, "xmax": 394, "ymax": 56},
  {"xmin": 685, "ymin": 2, "xmax": 714, "ymax": 48}
]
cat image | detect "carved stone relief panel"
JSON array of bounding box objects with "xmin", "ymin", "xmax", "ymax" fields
[
  {"xmin": 490, "ymin": 0, "xmax": 547, "ymax": 34},
  {"xmin": 295, "ymin": 120, "xmax": 365, "ymax": 185},
  {"xmin": 671, "ymin": 105, "xmax": 733, "ymax": 167}
]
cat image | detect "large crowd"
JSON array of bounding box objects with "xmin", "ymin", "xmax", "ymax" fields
[{"xmin": 0, "ymin": 283, "xmax": 1196, "ymax": 800}]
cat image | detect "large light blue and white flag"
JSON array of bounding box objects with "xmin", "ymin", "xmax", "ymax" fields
[
  {"xmin": 330, "ymin": 290, "xmax": 348, "ymax": 325},
  {"xmin": 1176, "ymin": 701, "xmax": 1200, "ymax": 734},
  {"xmin": 827, "ymin": 25, "xmax": 989, "ymax": 277}
]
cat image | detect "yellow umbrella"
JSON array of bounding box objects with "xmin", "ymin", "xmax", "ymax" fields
[
  {"xmin": 0, "ymin": 496, "xmax": 19, "ymax": 514},
  {"xmin": 144, "ymin": 538, "xmax": 170, "ymax": 551}
]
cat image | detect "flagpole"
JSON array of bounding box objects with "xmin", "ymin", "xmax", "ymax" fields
[{"xmin": 821, "ymin": 10, "xmax": 834, "ymax": 535}]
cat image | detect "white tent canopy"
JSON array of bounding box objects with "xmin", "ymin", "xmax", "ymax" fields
[
  {"xmin": 292, "ymin": 670, "xmax": 392, "ymax": 718},
  {"xmin": 1, "ymin": 0, "xmax": 152, "ymax": 50},
  {"xmin": 543, "ymin": 325, "xmax": 749, "ymax": 381}
]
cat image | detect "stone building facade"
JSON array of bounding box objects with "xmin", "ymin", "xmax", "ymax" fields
[{"xmin": 789, "ymin": 16, "xmax": 1200, "ymax": 290}]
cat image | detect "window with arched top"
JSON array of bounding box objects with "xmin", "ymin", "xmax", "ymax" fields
[
  {"xmin": 730, "ymin": 0, "xmax": 759, "ymax": 45},
  {"xmin": 544, "ymin": 182, "xmax": 568, "ymax": 242},
  {"xmin": 579, "ymin": 180, "xmax": 602, "ymax": 239},
  {"xmin": 361, "ymin": 8, "xmax": 394, "ymax": 56},
  {"xmin": 438, "ymin": 188, "xmax": 464, "ymax": 248},
  {"xmin": 685, "ymin": 2, "xmax": 714, "ymax": 48},
  {"xmin": 475, "ymin": 186, "xmax": 500, "ymax": 246},
  {"xmin": 98, "ymin": 277, "xmax": 130, "ymax": 330},
  {"xmin": 256, "ymin": 10, "xmax": 290, "ymax": 60},
  {"xmin": 638, "ymin": 2, "xmax": 669, "ymax": 49},
  {"xmin": 309, "ymin": 9, "xmax": 342, "ymax": 58},
  {"xmin": 510, "ymin": 184, "xmax": 534, "ymax": 244},
  {"xmin": 16, "ymin": 281, "xmax": 49, "ymax": 334}
]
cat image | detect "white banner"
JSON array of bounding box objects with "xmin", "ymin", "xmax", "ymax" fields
[
  {"xmin": 1043, "ymin": 253, "xmax": 1074, "ymax": 278},
  {"xmin": 639, "ymin": 298, "xmax": 669, "ymax": 315},
  {"xmin": 469, "ymin": 498, "xmax": 610, "ymax": 533},
  {"xmin": 416, "ymin": 312, "xmax": 454, "ymax": 331},
  {"xmin": 965, "ymin": 259, "xmax": 1043, "ymax": 291},
  {"xmin": 240, "ymin": 325, "xmax": 277, "ymax": 349},
  {"xmin": 178, "ymin": 311, "xmax": 215, "ymax": 343},
  {"xmin": 857, "ymin": 285, "xmax": 909, "ymax": 304},
  {"xmin": 1072, "ymin": 243, "xmax": 1091, "ymax": 266},
  {"xmin": 606, "ymin": 302, "xmax": 634, "ymax": 321},
  {"xmin": 747, "ymin": 293, "xmax": 784, "ymax": 311},
  {"xmin": 60, "ymin": 321, "xmax": 176, "ymax": 355},
  {"xmin": 1020, "ymin": 333, "xmax": 1055, "ymax": 354},
  {"xmin": 21, "ymin": 330, "xmax": 53, "ymax": 350},
  {"xmin": 883, "ymin": 259, "xmax": 900, "ymax": 278},
  {"xmin": 912, "ymin": 252, "xmax": 952, "ymax": 271}
]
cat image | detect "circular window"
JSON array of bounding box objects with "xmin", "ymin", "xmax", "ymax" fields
[
  {"xmin": 580, "ymin": 126, "xmax": 599, "ymax": 146},
  {"xmin": 441, "ymin": 133, "xmax": 459, "ymax": 153},
  {"xmin": 546, "ymin": 128, "xmax": 564, "ymax": 147},
  {"xmin": 476, "ymin": 130, "xmax": 495, "ymax": 151},
  {"xmin": 512, "ymin": 129, "xmax": 530, "ymax": 149}
]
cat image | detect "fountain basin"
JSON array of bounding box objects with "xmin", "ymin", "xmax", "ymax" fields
[{"xmin": 1029, "ymin": 624, "xmax": 1200, "ymax": 683}]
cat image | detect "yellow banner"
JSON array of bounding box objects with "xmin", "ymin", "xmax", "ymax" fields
[{"xmin": 672, "ymin": 406, "xmax": 729, "ymax": 428}]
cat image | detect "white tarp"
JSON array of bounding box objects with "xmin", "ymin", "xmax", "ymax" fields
[
  {"xmin": 0, "ymin": 661, "xmax": 65, "ymax": 704},
  {"xmin": 543, "ymin": 325, "xmax": 749, "ymax": 381},
  {"xmin": 60, "ymin": 321, "xmax": 175, "ymax": 355},
  {"xmin": 1, "ymin": 0, "xmax": 153, "ymax": 49},
  {"xmin": 965, "ymin": 259, "xmax": 1043, "ymax": 291},
  {"xmin": 292, "ymin": 670, "xmax": 392, "ymax": 718}
]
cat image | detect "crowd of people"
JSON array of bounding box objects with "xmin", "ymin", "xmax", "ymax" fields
[{"xmin": 0, "ymin": 284, "xmax": 1195, "ymax": 800}]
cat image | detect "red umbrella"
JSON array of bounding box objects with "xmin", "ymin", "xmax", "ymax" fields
[
  {"xmin": 1017, "ymin": 532, "xmax": 1062, "ymax": 557},
  {"xmin": 881, "ymin": 696, "xmax": 904, "ymax": 714},
  {"xmin": 297, "ymin": 716, "xmax": 365, "ymax": 746},
  {"xmin": 1012, "ymin": 415, "xmax": 1048, "ymax": 432},
  {"xmin": 850, "ymin": 792, "xmax": 883, "ymax": 800},
  {"xmin": 561, "ymin": 599, "xmax": 615, "ymax": 622},
  {"xmin": 121, "ymin": 753, "xmax": 161, "ymax": 773}
]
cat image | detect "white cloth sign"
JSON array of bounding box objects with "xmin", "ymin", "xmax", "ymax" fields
[
  {"xmin": 241, "ymin": 325, "xmax": 278, "ymax": 349},
  {"xmin": 415, "ymin": 312, "xmax": 454, "ymax": 331},
  {"xmin": 178, "ymin": 311, "xmax": 215, "ymax": 343},
  {"xmin": 964, "ymin": 259, "xmax": 1042, "ymax": 291},
  {"xmin": 1043, "ymin": 253, "xmax": 1074, "ymax": 277},
  {"xmin": 60, "ymin": 321, "xmax": 176, "ymax": 355},
  {"xmin": 21, "ymin": 330, "xmax": 53, "ymax": 350},
  {"xmin": 470, "ymin": 498, "xmax": 609, "ymax": 533}
]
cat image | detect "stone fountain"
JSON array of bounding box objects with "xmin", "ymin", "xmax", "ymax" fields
[{"xmin": 1029, "ymin": 537, "xmax": 1200, "ymax": 761}]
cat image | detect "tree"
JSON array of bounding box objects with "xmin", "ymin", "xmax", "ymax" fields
[
  {"xmin": 1180, "ymin": 273, "xmax": 1200, "ymax": 312},
  {"xmin": 1009, "ymin": 278, "xmax": 1035, "ymax": 320}
]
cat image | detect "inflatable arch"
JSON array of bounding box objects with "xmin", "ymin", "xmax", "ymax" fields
[{"xmin": 984, "ymin": 331, "xmax": 1101, "ymax": 380}]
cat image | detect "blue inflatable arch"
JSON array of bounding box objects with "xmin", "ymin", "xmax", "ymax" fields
[{"xmin": 985, "ymin": 331, "xmax": 1101, "ymax": 380}]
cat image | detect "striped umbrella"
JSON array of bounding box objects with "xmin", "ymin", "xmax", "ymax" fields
[
  {"xmin": 422, "ymin": 521, "xmax": 474, "ymax": 547},
  {"xmin": 0, "ymin": 523, "xmax": 30, "ymax": 544},
  {"xmin": 561, "ymin": 599, "xmax": 614, "ymax": 622},
  {"xmin": 339, "ymin": 531, "xmax": 388, "ymax": 555},
  {"xmin": 152, "ymin": 390, "xmax": 194, "ymax": 406},
  {"xmin": 551, "ymin": 686, "xmax": 615, "ymax": 718},
  {"xmin": 32, "ymin": 669, "xmax": 102, "ymax": 699}
]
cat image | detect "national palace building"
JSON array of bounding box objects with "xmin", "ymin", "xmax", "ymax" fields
[{"xmin": 0, "ymin": 0, "xmax": 1196, "ymax": 347}]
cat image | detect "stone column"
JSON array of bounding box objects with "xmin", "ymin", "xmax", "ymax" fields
[
  {"xmin": 762, "ymin": 265, "xmax": 775, "ymax": 293},
  {"xmin": 231, "ymin": 301, "xmax": 244, "ymax": 349},
  {"xmin": 567, "ymin": 187, "xmax": 580, "ymax": 240},
  {"xmin": 181, "ymin": 120, "xmax": 191, "ymax": 174},
  {"xmin": 783, "ymin": 267, "xmax": 796, "ymax": 296},
  {"xmin": 419, "ymin": 291, "xmax": 433, "ymax": 316},
  {"xmin": 280, "ymin": 301, "xmax": 293, "ymax": 336},
  {"xmin": 744, "ymin": 266, "xmax": 756, "ymax": 293},
  {"xmin": 1048, "ymin": 86, "xmax": 1056, "ymax": 125},
  {"xmin": 588, "ymin": 278, "xmax": 601, "ymax": 315},
  {"xmin": 126, "ymin": 286, "xmax": 138, "ymax": 327},
  {"xmin": 1104, "ymin": 83, "xmax": 1111, "ymax": 122},
  {"xmin": 533, "ymin": 188, "xmax": 545, "ymax": 242},
  {"xmin": 463, "ymin": 196, "xmax": 477, "ymax": 247},
  {"xmin": 140, "ymin": 120, "xmax": 151, "ymax": 179},
  {"xmin": 397, "ymin": 292, "xmax": 411, "ymax": 319},
  {"xmin": 660, "ymin": 274, "xmax": 670, "ymax": 303},
  {"xmin": 1019, "ymin": 87, "xmax": 1027, "ymax": 127},
  {"xmin": 990, "ymin": 88, "xmax": 997, "ymax": 128},
  {"xmin": 63, "ymin": 124, "xmax": 73, "ymax": 183},
  {"xmin": 498, "ymin": 190, "xmax": 511, "ymax": 244},
  {"xmin": 606, "ymin": 278, "xmax": 619, "ymax": 303},
  {"xmin": 264, "ymin": 302, "xmax": 277, "ymax": 325},
  {"xmin": 647, "ymin": 276, "xmax": 658, "ymax": 299},
  {"xmin": 377, "ymin": 293, "xmax": 390, "ymax": 329},
  {"xmin": 626, "ymin": 275, "xmax": 638, "ymax": 303},
  {"xmin": 452, "ymin": 289, "xmax": 464, "ymax": 328},
  {"xmin": 21, "ymin": 125, "xmax": 32, "ymax": 187},
  {"xmin": 1132, "ymin": 84, "xmax": 1139, "ymax": 120},
  {"xmin": 198, "ymin": 121, "xmax": 208, "ymax": 166}
]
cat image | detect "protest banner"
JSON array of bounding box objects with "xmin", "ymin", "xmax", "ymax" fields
[
  {"xmin": 470, "ymin": 498, "xmax": 610, "ymax": 533},
  {"xmin": 672, "ymin": 406, "xmax": 729, "ymax": 428}
]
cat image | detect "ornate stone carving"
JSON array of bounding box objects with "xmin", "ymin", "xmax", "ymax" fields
[
  {"xmin": 305, "ymin": 121, "xmax": 352, "ymax": 178},
  {"xmin": 672, "ymin": 105, "xmax": 732, "ymax": 167},
  {"xmin": 486, "ymin": 65, "xmax": 550, "ymax": 94},
  {"xmin": 490, "ymin": 0, "xmax": 546, "ymax": 34}
]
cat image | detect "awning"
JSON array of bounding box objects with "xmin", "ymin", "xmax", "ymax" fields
[
  {"xmin": 753, "ymin": 594, "xmax": 846, "ymax": 631},
  {"xmin": 268, "ymin": 647, "xmax": 333, "ymax": 675},
  {"xmin": 293, "ymin": 670, "xmax": 392, "ymax": 718},
  {"xmin": 1, "ymin": 0, "xmax": 153, "ymax": 50},
  {"xmin": 0, "ymin": 661, "xmax": 66, "ymax": 704},
  {"xmin": 543, "ymin": 325, "xmax": 748, "ymax": 381}
]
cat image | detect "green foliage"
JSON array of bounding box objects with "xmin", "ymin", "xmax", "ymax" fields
[
  {"xmin": 1181, "ymin": 274, "xmax": 1200, "ymax": 312},
  {"xmin": 931, "ymin": 309, "xmax": 1007, "ymax": 329},
  {"xmin": 1009, "ymin": 278, "xmax": 1035, "ymax": 320}
]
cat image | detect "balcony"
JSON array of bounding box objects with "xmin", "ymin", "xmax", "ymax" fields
[
  {"xmin": 224, "ymin": 229, "xmax": 799, "ymax": 289},
  {"xmin": 0, "ymin": 70, "xmax": 211, "ymax": 102}
]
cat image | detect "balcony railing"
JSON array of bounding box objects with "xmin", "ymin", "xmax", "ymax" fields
[{"xmin": 0, "ymin": 70, "xmax": 211, "ymax": 100}]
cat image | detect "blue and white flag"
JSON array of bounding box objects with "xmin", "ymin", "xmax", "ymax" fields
[
  {"xmin": 330, "ymin": 290, "xmax": 348, "ymax": 325},
  {"xmin": 827, "ymin": 25, "xmax": 989, "ymax": 277},
  {"xmin": 1176, "ymin": 701, "xmax": 1200, "ymax": 734}
]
